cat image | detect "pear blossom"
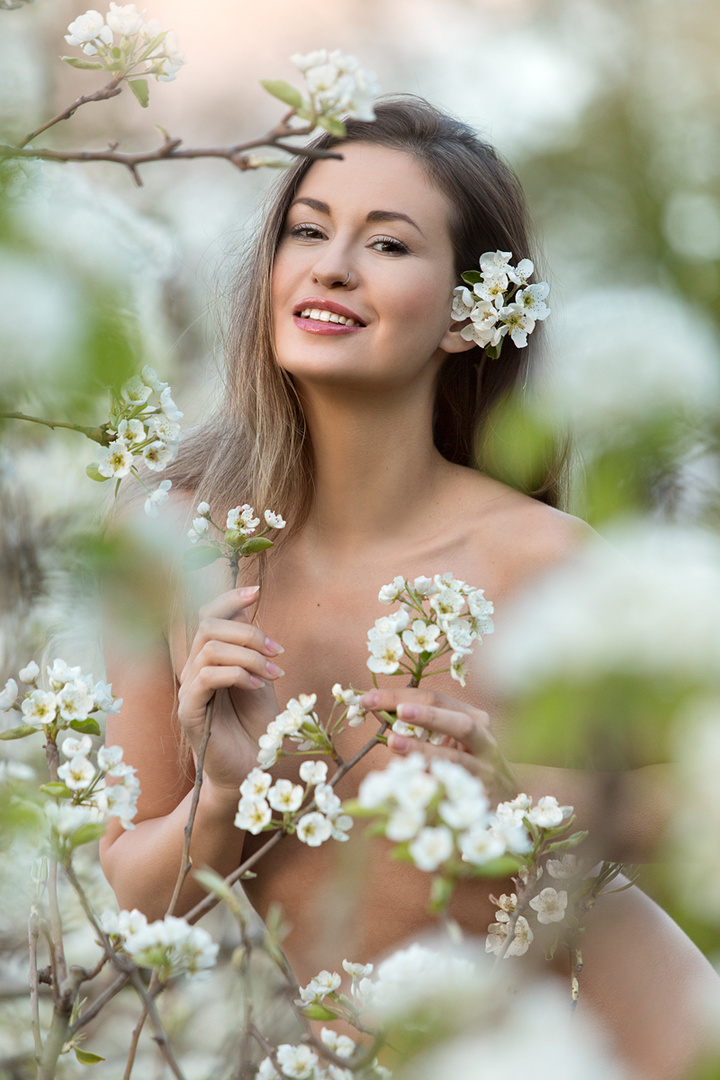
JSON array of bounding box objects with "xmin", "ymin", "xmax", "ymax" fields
[
  {"xmin": 145, "ymin": 479, "xmax": 172, "ymax": 517},
  {"xmin": 292, "ymin": 49, "xmax": 379, "ymax": 123},
  {"xmin": 61, "ymin": 734, "xmax": 93, "ymax": 759},
  {"xmin": 517, "ymin": 282, "xmax": 551, "ymax": 322},
  {"xmin": 299, "ymin": 968, "xmax": 342, "ymax": 1002},
  {"xmin": 47, "ymin": 660, "xmax": 83, "ymax": 689},
  {"xmin": 529, "ymin": 887, "xmax": 569, "ymax": 924},
  {"xmin": 321, "ymin": 1027, "xmax": 356, "ymax": 1059},
  {"xmin": 412, "ymin": 575, "xmax": 437, "ymax": 596},
  {"xmin": 93, "ymin": 679, "xmax": 121, "ymax": 712},
  {"xmin": 386, "ymin": 805, "xmax": 425, "ymax": 841},
  {"xmin": 485, "ymin": 913, "xmax": 534, "ymax": 957},
  {"xmin": 296, "ymin": 810, "xmax": 332, "ymax": 847},
  {"xmin": 528, "ymin": 796, "xmax": 572, "ymax": 828},
  {"xmin": 299, "ymin": 759, "xmax": 328, "ymax": 786},
  {"xmin": 56, "ymin": 679, "xmax": 95, "ymax": 722},
  {"xmin": 329, "ymin": 813, "xmax": 353, "ymax": 841},
  {"xmin": 105, "ymin": 3, "xmax": 144, "ymax": 36},
  {"xmin": 21, "ymin": 689, "xmax": 57, "ymax": 728},
  {"xmin": 121, "ymin": 376, "xmax": 153, "ymax": 405},
  {"xmin": 196, "ymin": 501, "xmax": 210, "ymax": 517},
  {"xmin": 480, "ymin": 250, "xmax": 513, "ymax": 277},
  {"xmin": 276, "ymin": 1044, "xmax": 319, "ymax": 1079},
  {"xmin": 96, "ymin": 438, "xmax": 134, "ymax": 479},
  {"xmin": 45, "ymin": 801, "xmax": 103, "ymax": 839},
  {"xmin": 0, "ymin": 678, "xmax": 19, "ymax": 710},
  {"xmin": 268, "ymin": 779, "xmax": 304, "ymax": 813},
  {"xmin": 18, "ymin": 661, "xmax": 39, "ymax": 683},
  {"xmin": 367, "ymin": 633, "xmax": 404, "ymax": 674},
  {"xmin": 143, "ymin": 441, "xmax": 175, "ymax": 472},
  {"xmin": 497, "ymin": 303, "xmax": 535, "ymax": 348},
  {"xmin": 141, "ymin": 365, "xmax": 168, "ymax": 392},
  {"xmin": 148, "ymin": 414, "xmax": 181, "ymax": 445},
  {"xmin": 96, "ymin": 776, "xmax": 140, "ymax": 829},
  {"xmin": 546, "ymin": 853, "xmax": 579, "ymax": 879},
  {"xmin": 451, "ymin": 286, "xmax": 475, "ymax": 322},
  {"xmin": 459, "ymin": 826, "xmax": 506, "ymax": 865},
  {"xmin": 65, "ymin": 10, "xmax": 113, "ymax": 55},
  {"xmin": 240, "ymin": 768, "xmax": 272, "ymax": 799},
  {"xmin": 264, "ymin": 509, "xmax": 286, "ymax": 529},
  {"xmin": 97, "ymin": 744, "xmax": 125, "ymax": 773},
  {"xmin": 459, "ymin": 302, "xmax": 502, "ymax": 349},
  {"xmin": 234, "ymin": 796, "xmax": 271, "ymax": 834},
  {"xmin": 227, "ymin": 504, "xmax": 260, "ymax": 535},
  {"xmin": 57, "ymin": 754, "xmax": 96, "ymax": 790},
  {"xmin": 116, "ymin": 418, "xmax": 145, "ymax": 446},
  {"xmin": 378, "ymin": 575, "xmax": 406, "ymax": 604},
  {"xmin": 408, "ymin": 824, "xmax": 454, "ymax": 871},
  {"xmin": 159, "ymin": 386, "xmax": 183, "ymax": 421},
  {"xmin": 402, "ymin": 619, "xmax": 442, "ymax": 654}
]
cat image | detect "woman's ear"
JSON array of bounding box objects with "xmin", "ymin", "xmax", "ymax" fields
[{"xmin": 439, "ymin": 319, "xmax": 478, "ymax": 355}]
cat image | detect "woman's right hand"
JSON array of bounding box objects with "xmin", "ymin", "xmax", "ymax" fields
[{"xmin": 177, "ymin": 586, "xmax": 284, "ymax": 796}]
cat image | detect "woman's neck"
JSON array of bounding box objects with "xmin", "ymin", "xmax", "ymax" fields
[{"xmin": 297, "ymin": 381, "xmax": 455, "ymax": 555}]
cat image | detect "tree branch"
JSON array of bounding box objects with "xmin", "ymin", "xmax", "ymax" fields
[{"xmin": 19, "ymin": 77, "xmax": 124, "ymax": 148}]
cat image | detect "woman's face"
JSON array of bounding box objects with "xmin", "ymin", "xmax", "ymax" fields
[{"xmin": 272, "ymin": 142, "xmax": 471, "ymax": 393}]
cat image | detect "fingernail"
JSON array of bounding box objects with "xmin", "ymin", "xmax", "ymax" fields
[
  {"xmin": 241, "ymin": 585, "xmax": 260, "ymax": 597},
  {"xmin": 249, "ymin": 675, "xmax": 264, "ymax": 689},
  {"xmin": 397, "ymin": 703, "xmax": 418, "ymax": 720},
  {"xmin": 362, "ymin": 692, "xmax": 379, "ymax": 707},
  {"xmin": 389, "ymin": 733, "xmax": 409, "ymax": 754},
  {"xmin": 265, "ymin": 637, "xmax": 285, "ymax": 655},
  {"xmin": 265, "ymin": 661, "xmax": 285, "ymax": 678}
]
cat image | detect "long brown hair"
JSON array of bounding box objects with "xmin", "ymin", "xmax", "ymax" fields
[{"xmin": 168, "ymin": 96, "xmax": 567, "ymax": 531}]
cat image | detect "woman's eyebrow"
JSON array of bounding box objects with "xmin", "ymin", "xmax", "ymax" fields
[{"xmin": 290, "ymin": 197, "xmax": 424, "ymax": 237}]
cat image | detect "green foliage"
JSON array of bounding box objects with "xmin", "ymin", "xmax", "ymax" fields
[
  {"xmin": 61, "ymin": 56, "xmax": 103, "ymax": 70},
  {"xmin": 0, "ymin": 724, "xmax": 37, "ymax": 740},
  {"xmin": 183, "ymin": 545, "xmax": 223, "ymax": 571},
  {"xmin": 74, "ymin": 1048, "xmax": 106, "ymax": 1065},
  {"xmin": 128, "ymin": 78, "xmax": 149, "ymax": 108},
  {"xmin": 70, "ymin": 718, "xmax": 102, "ymax": 736},
  {"xmin": 260, "ymin": 79, "xmax": 303, "ymax": 110}
]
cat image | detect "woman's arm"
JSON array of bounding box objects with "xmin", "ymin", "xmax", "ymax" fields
[{"xmin": 99, "ymin": 588, "xmax": 285, "ymax": 919}]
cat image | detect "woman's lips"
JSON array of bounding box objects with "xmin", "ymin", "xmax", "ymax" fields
[{"xmin": 292, "ymin": 298, "xmax": 366, "ymax": 334}]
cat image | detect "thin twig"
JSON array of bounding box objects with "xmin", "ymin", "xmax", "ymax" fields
[
  {"xmin": 69, "ymin": 972, "xmax": 131, "ymax": 1035},
  {"xmin": 123, "ymin": 1000, "xmax": 150, "ymax": 1080},
  {"xmin": 0, "ymin": 411, "xmax": 106, "ymax": 442},
  {"xmin": 19, "ymin": 77, "xmax": 123, "ymax": 147},
  {"xmin": 127, "ymin": 970, "xmax": 187, "ymax": 1080},
  {"xmin": 28, "ymin": 904, "xmax": 43, "ymax": 1060},
  {"xmin": 166, "ymin": 698, "xmax": 215, "ymax": 916}
]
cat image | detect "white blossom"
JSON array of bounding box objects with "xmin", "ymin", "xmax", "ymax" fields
[
  {"xmin": 0, "ymin": 678, "xmax": 19, "ymax": 710},
  {"xmin": 116, "ymin": 418, "xmax": 145, "ymax": 446},
  {"xmin": 96, "ymin": 438, "xmax": 134, "ymax": 479},
  {"xmin": 56, "ymin": 679, "xmax": 95, "ymax": 722},
  {"xmin": 143, "ymin": 440, "xmax": 175, "ymax": 472},
  {"xmin": 459, "ymin": 825, "xmax": 505, "ymax": 865},
  {"xmin": 93, "ymin": 679, "xmax": 121, "ymax": 712},
  {"xmin": 517, "ymin": 282, "xmax": 551, "ymax": 321},
  {"xmin": 145, "ymin": 479, "xmax": 172, "ymax": 517},
  {"xmin": 409, "ymin": 824, "xmax": 453, "ymax": 871},
  {"xmin": 528, "ymin": 795, "xmax": 572, "ymax": 828},
  {"xmin": 57, "ymin": 754, "xmax": 96, "ymax": 790},
  {"xmin": 105, "ymin": 3, "xmax": 144, "ymax": 36},
  {"xmin": 386, "ymin": 805, "xmax": 425, "ymax": 841},
  {"xmin": 240, "ymin": 768, "xmax": 272, "ymax": 799},
  {"xmin": 158, "ymin": 385, "xmax": 183, "ymax": 420},
  {"xmin": 402, "ymin": 619, "xmax": 441, "ymax": 654},
  {"xmin": 367, "ymin": 633, "xmax": 403, "ymax": 674},
  {"xmin": 234, "ymin": 796, "xmax": 271, "ymax": 834},
  {"xmin": 299, "ymin": 968, "xmax": 341, "ymax": 1002},
  {"xmin": 61, "ymin": 734, "xmax": 93, "ymax": 759},
  {"xmin": 264, "ymin": 510, "xmax": 286, "ymax": 529},
  {"xmin": 97, "ymin": 744, "xmax": 125, "ymax": 773},
  {"xmin": 299, "ymin": 759, "xmax": 328, "ymax": 786},
  {"xmin": 148, "ymin": 413, "xmax": 181, "ymax": 445},
  {"xmin": 378, "ymin": 575, "xmax": 406, "ymax": 604},
  {"xmin": 276, "ymin": 1044, "xmax": 318, "ymax": 1079},
  {"xmin": 268, "ymin": 779, "xmax": 304, "ymax": 813},
  {"xmin": 321, "ymin": 1028, "xmax": 355, "ymax": 1058},
  {"xmin": 141, "ymin": 365, "xmax": 168, "ymax": 392},
  {"xmin": 45, "ymin": 801, "xmax": 103, "ymax": 838},
  {"xmin": 546, "ymin": 853, "xmax": 579, "ymax": 879},
  {"xmin": 21, "ymin": 689, "xmax": 57, "ymax": 728},
  {"xmin": 120, "ymin": 376, "xmax": 152, "ymax": 405},
  {"xmin": 196, "ymin": 501, "xmax": 210, "ymax": 517},
  {"xmin": 65, "ymin": 10, "xmax": 113, "ymax": 55},
  {"xmin": 292, "ymin": 49, "xmax": 379, "ymax": 123},
  {"xmin": 529, "ymin": 887, "xmax": 568, "ymax": 924},
  {"xmin": 296, "ymin": 811, "xmax": 332, "ymax": 847},
  {"xmin": 485, "ymin": 913, "xmax": 534, "ymax": 957},
  {"xmin": 18, "ymin": 661, "xmax": 39, "ymax": 683},
  {"xmin": 227, "ymin": 504, "xmax": 260, "ymax": 535}
]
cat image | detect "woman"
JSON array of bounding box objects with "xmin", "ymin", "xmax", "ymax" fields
[{"xmin": 100, "ymin": 98, "xmax": 719, "ymax": 1078}]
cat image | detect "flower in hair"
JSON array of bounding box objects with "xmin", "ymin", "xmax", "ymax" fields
[{"xmin": 452, "ymin": 251, "xmax": 550, "ymax": 358}]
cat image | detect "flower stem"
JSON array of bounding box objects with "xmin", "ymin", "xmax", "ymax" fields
[
  {"xmin": 19, "ymin": 76, "xmax": 124, "ymax": 148},
  {"xmin": 166, "ymin": 698, "xmax": 215, "ymax": 916},
  {"xmin": 0, "ymin": 411, "xmax": 108, "ymax": 444}
]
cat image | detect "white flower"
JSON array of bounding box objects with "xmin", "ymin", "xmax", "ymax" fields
[
  {"xmin": 528, "ymin": 796, "xmax": 572, "ymax": 829},
  {"xmin": 517, "ymin": 282, "xmax": 550, "ymax": 321},
  {"xmin": 357, "ymin": 769, "xmax": 393, "ymax": 810},
  {"xmin": 257, "ymin": 733, "xmax": 282, "ymax": 768},
  {"xmin": 485, "ymin": 914, "xmax": 534, "ymax": 957},
  {"xmin": 240, "ymin": 768, "xmax": 272, "ymax": 799},
  {"xmin": 58, "ymin": 754, "xmax": 96, "ymax": 790},
  {"xmin": 116, "ymin": 418, "xmax": 145, "ymax": 446},
  {"xmin": 386, "ymin": 805, "xmax": 425, "ymax": 841},
  {"xmin": 143, "ymin": 441, "xmax": 175, "ymax": 472},
  {"xmin": 264, "ymin": 510, "xmax": 286, "ymax": 529},
  {"xmin": 314, "ymin": 782, "xmax": 341, "ymax": 816},
  {"xmin": 45, "ymin": 801, "xmax": 103, "ymax": 838},
  {"xmin": 408, "ymin": 824, "xmax": 453, "ymax": 871},
  {"xmin": 329, "ymin": 813, "xmax": 353, "ymax": 841},
  {"xmin": 152, "ymin": 30, "xmax": 186, "ymax": 82},
  {"xmin": 18, "ymin": 661, "xmax": 39, "ymax": 683},
  {"xmin": 191, "ymin": 516, "xmax": 209, "ymax": 536},
  {"xmin": 343, "ymin": 959, "xmax": 373, "ymax": 979},
  {"xmin": 546, "ymin": 853, "xmax": 579, "ymax": 879},
  {"xmin": 96, "ymin": 780, "xmax": 140, "ymax": 829},
  {"xmin": 47, "ymin": 660, "xmax": 82, "ymax": 691},
  {"xmin": 93, "ymin": 680, "xmax": 121, "ymax": 712},
  {"xmin": 21, "ymin": 689, "xmax": 57, "ymax": 728},
  {"xmin": 402, "ymin": 619, "xmax": 441, "ymax": 654},
  {"xmin": 439, "ymin": 794, "xmax": 489, "ymax": 830},
  {"xmin": 268, "ymin": 779, "xmax": 304, "ymax": 813},
  {"xmin": 148, "ymin": 414, "xmax": 181, "ymax": 445},
  {"xmin": 65, "ymin": 10, "xmax": 113, "ymax": 54},
  {"xmin": 430, "ymin": 586, "xmax": 465, "ymax": 620},
  {"xmin": 106, "ymin": 3, "xmax": 145, "ymax": 36},
  {"xmin": 451, "ymin": 286, "xmax": 475, "ymax": 322},
  {"xmin": 300, "ymin": 968, "xmax": 342, "ymax": 1002},
  {"xmin": 450, "ymin": 652, "xmax": 468, "ymax": 686},
  {"xmin": 196, "ymin": 501, "xmax": 210, "ymax": 517},
  {"xmin": 227, "ymin": 504, "xmax": 260, "ymax": 535},
  {"xmin": 378, "ymin": 575, "xmax": 406, "ymax": 604},
  {"xmin": 392, "ymin": 718, "xmax": 429, "ymax": 741},
  {"xmin": 474, "ymin": 274, "xmax": 509, "ymax": 308},
  {"xmin": 121, "ymin": 376, "xmax": 152, "ymax": 405},
  {"xmin": 97, "ymin": 744, "xmax": 125, "ymax": 773},
  {"xmin": 299, "ymin": 759, "xmax": 328, "ymax": 786},
  {"xmin": 158, "ymin": 385, "xmax": 183, "ymax": 421},
  {"xmin": 61, "ymin": 734, "xmax": 93, "ymax": 758},
  {"xmin": 96, "ymin": 438, "xmax": 134, "ymax": 479},
  {"xmin": 296, "ymin": 811, "xmax": 332, "ymax": 847},
  {"xmin": 497, "ymin": 303, "xmax": 535, "ymax": 348},
  {"xmin": 321, "ymin": 1028, "xmax": 355, "ymax": 1058},
  {"xmin": 141, "ymin": 365, "xmax": 168, "ymax": 392},
  {"xmin": 0, "ymin": 761, "xmax": 35, "ymax": 783},
  {"xmin": 394, "ymin": 765, "xmax": 438, "ymax": 809},
  {"xmin": 56, "ymin": 679, "xmax": 95, "ymax": 722},
  {"xmin": 234, "ymin": 796, "xmax": 271, "ymax": 834},
  {"xmin": 444, "ymin": 618, "xmax": 474, "ymax": 654},
  {"xmin": 367, "ymin": 633, "xmax": 403, "ymax": 674},
  {"xmin": 480, "ymin": 250, "xmax": 513, "ymax": 276},
  {"xmin": 145, "ymin": 479, "xmax": 172, "ymax": 516},
  {"xmin": 459, "ymin": 826, "xmax": 506, "ymax": 865},
  {"xmin": 293, "ymin": 49, "xmax": 379, "ymax": 122},
  {"xmin": 276, "ymin": 1044, "xmax": 318, "ymax": 1079},
  {"xmin": 529, "ymin": 887, "xmax": 568, "ymax": 924},
  {"xmin": 0, "ymin": 678, "xmax": 18, "ymax": 710}
]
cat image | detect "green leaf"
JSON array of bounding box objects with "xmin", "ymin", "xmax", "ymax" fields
[
  {"xmin": 460, "ymin": 271, "xmax": 481, "ymax": 285},
  {"xmin": 429, "ymin": 875, "xmax": 455, "ymax": 913},
  {"xmin": 194, "ymin": 867, "xmax": 237, "ymax": 906},
  {"xmin": 183, "ymin": 545, "xmax": 223, "ymax": 572},
  {"xmin": 61, "ymin": 56, "xmax": 104, "ymax": 70},
  {"xmin": 485, "ymin": 342, "xmax": 503, "ymax": 360},
  {"xmin": 40, "ymin": 783, "xmax": 73, "ymax": 799},
  {"xmin": 85, "ymin": 464, "xmax": 109, "ymax": 483},
  {"xmin": 317, "ymin": 115, "xmax": 346, "ymax": 138},
  {"xmin": 74, "ymin": 1049, "xmax": 106, "ymax": 1065},
  {"xmin": 469, "ymin": 854, "xmax": 522, "ymax": 878},
  {"xmin": 70, "ymin": 823, "xmax": 106, "ymax": 848},
  {"xmin": 0, "ymin": 724, "xmax": 38, "ymax": 741},
  {"xmin": 69, "ymin": 718, "xmax": 101, "ymax": 736},
  {"xmin": 240, "ymin": 536, "xmax": 274, "ymax": 555},
  {"xmin": 260, "ymin": 79, "xmax": 303, "ymax": 110},
  {"xmin": 128, "ymin": 79, "xmax": 149, "ymax": 108},
  {"xmin": 302, "ymin": 1003, "xmax": 338, "ymax": 1021}
]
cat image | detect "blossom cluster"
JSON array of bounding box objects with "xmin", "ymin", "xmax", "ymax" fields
[
  {"xmin": 257, "ymin": 689, "xmax": 364, "ymax": 768},
  {"xmin": 369, "ymin": 572, "xmax": 494, "ymax": 691},
  {"xmin": 1, "ymin": 658, "xmax": 121, "ymax": 734},
  {"xmin": 291, "ymin": 49, "xmax": 379, "ymax": 125},
  {"xmin": 55, "ymin": 733, "xmax": 139, "ymax": 829},
  {"xmin": 64, "ymin": 5, "xmax": 186, "ymax": 86},
  {"xmin": 357, "ymin": 754, "xmax": 554, "ymax": 872},
  {"xmin": 101, "ymin": 907, "xmax": 218, "ymax": 981},
  {"xmin": 86, "ymin": 366, "xmax": 183, "ymax": 515},
  {"xmin": 452, "ymin": 251, "xmax": 550, "ymax": 355},
  {"xmin": 485, "ymin": 870, "xmax": 576, "ymax": 959},
  {"xmin": 235, "ymin": 763, "xmax": 352, "ymax": 847},
  {"xmin": 184, "ymin": 500, "xmax": 286, "ymax": 574}
]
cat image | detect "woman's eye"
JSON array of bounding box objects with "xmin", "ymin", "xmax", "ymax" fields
[
  {"xmin": 288, "ymin": 223, "xmax": 326, "ymax": 241},
  {"xmin": 370, "ymin": 235, "xmax": 409, "ymax": 255}
]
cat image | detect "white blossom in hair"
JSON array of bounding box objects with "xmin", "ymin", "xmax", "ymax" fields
[{"xmin": 452, "ymin": 251, "xmax": 550, "ymax": 357}]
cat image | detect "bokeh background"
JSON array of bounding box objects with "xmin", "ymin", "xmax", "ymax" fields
[{"xmin": 2, "ymin": 0, "xmax": 720, "ymax": 1076}]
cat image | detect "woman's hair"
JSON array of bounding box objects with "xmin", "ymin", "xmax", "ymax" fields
[{"xmin": 169, "ymin": 95, "xmax": 567, "ymax": 533}]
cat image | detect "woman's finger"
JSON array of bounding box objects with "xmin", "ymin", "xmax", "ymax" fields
[
  {"xmin": 197, "ymin": 585, "xmax": 260, "ymax": 623},
  {"xmin": 361, "ymin": 688, "xmax": 490, "ymax": 755}
]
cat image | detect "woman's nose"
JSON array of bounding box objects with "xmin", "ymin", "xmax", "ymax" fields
[{"xmin": 311, "ymin": 248, "xmax": 357, "ymax": 290}]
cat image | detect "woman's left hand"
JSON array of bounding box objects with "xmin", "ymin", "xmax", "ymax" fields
[{"xmin": 360, "ymin": 688, "xmax": 519, "ymax": 804}]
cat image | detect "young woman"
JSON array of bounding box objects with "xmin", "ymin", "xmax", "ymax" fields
[{"xmin": 100, "ymin": 98, "xmax": 719, "ymax": 1078}]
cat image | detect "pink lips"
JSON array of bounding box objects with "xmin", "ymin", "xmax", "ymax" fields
[{"xmin": 292, "ymin": 297, "xmax": 366, "ymax": 335}]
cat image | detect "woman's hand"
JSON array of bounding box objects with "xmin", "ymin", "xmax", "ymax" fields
[
  {"xmin": 360, "ymin": 688, "xmax": 519, "ymax": 804},
  {"xmin": 178, "ymin": 586, "xmax": 284, "ymax": 797}
]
